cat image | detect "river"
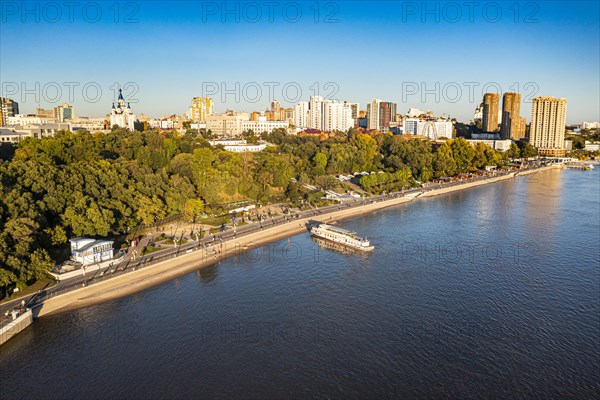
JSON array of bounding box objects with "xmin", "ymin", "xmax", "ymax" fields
[{"xmin": 1, "ymin": 168, "xmax": 599, "ymax": 399}]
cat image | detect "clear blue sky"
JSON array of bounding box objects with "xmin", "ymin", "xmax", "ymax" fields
[{"xmin": 1, "ymin": 1, "xmax": 598, "ymax": 123}]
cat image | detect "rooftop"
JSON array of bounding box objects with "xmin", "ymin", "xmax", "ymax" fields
[{"xmin": 74, "ymin": 240, "xmax": 114, "ymax": 253}]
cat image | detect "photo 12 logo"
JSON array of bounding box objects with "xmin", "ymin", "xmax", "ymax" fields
[
  {"xmin": 401, "ymin": 81, "xmax": 539, "ymax": 104},
  {"xmin": 201, "ymin": 81, "xmax": 340, "ymax": 104},
  {"xmin": 1, "ymin": 81, "xmax": 140, "ymax": 104},
  {"xmin": 400, "ymin": 1, "xmax": 540, "ymax": 23},
  {"xmin": 200, "ymin": 1, "xmax": 340, "ymax": 23},
  {"xmin": 1, "ymin": 1, "xmax": 140, "ymax": 23}
]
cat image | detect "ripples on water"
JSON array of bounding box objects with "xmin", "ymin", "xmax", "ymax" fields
[{"xmin": 1, "ymin": 169, "xmax": 599, "ymax": 399}]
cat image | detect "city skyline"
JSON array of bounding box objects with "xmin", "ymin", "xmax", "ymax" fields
[
  {"xmin": 1, "ymin": 1, "xmax": 599, "ymax": 123},
  {"xmin": 0, "ymin": 88, "xmax": 592, "ymax": 127}
]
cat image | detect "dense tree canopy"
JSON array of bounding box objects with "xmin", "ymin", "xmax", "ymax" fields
[{"xmin": 0, "ymin": 128, "xmax": 509, "ymax": 294}]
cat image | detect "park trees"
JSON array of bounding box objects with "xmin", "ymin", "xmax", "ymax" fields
[{"xmin": 0, "ymin": 128, "xmax": 509, "ymax": 295}]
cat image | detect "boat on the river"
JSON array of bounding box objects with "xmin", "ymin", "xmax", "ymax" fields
[{"xmin": 309, "ymin": 223, "xmax": 374, "ymax": 252}]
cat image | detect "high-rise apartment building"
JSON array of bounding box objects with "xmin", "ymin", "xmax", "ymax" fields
[
  {"xmin": 482, "ymin": 93, "xmax": 500, "ymax": 133},
  {"xmin": 322, "ymin": 101, "xmax": 353, "ymax": 132},
  {"xmin": 367, "ymin": 99, "xmax": 381, "ymax": 130},
  {"xmin": 344, "ymin": 102, "xmax": 360, "ymax": 120},
  {"xmin": 294, "ymin": 97, "xmax": 353, "ymax": 132},
  {"xmin": 518, "ymin": 117, "xmax": 527, "ymax": 139},
  {"xmin": 294, "ymin": 101, "xmax": 309, "ymax": 129},
  {"xmin": 367, "ymin": 99, "xmax": 397, "ymax": 131},
  {"xmin": 500, "ymin": 93, "xmax": 522, "ymax": 140},
  {"xmin": 189, "ymin": 97, "xmax": 214, "ymax": 122},
  {"xmin": 379, "ymin": 102, "xmax": 397, "ymax": 132},
  {"xmin": 308, "ymin": 96, "xmax": 325, "ymax": 130},
  {"xmin": 0, "ymin": 97, "xmax": 19, "ymax": 126},
  {"xmin": 529, "ymin": 96, "xmax": 567, "ymax": 156}
]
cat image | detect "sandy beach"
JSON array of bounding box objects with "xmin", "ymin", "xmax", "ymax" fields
[{"xmin": 36, "ymin": 166, "xmax": 557, "ymax": 317}]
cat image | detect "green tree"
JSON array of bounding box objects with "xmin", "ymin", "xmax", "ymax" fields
[
  {"xmin": 183, "ymin": 198, "xmax": 205, "ymax": 220},
  {"xmin": 506, "ymin": 143, "xmax": 521, "ymax": 160},
  {"xmin": 354, "ymin": 133, "xmax": 379, "ymax": 171},
  {"xmin": 450, "ymin": 138, "xmax": 476, "ymax": 172},
  {"xmin": 312, "ymin": 152, "xmax": 328, "ymax": 176},
  {"xmin": 433, "ymin": 143, "xmax": 457, "ymax": 177}
]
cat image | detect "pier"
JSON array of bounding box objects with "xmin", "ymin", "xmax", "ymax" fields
[
  {"xmin": 564, "ymin": 162, "xmax": 594, "ymax": 170},
  {"xmin": 0, "ymin": 308, "xmax": 33, "ymax": 346}
]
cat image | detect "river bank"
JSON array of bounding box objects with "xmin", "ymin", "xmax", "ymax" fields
[{"xmin": 35, "ymin": 165, "xmax": 558, "ymax": 317}]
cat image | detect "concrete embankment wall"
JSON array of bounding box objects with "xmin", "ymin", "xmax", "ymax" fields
[
  {"xmin": 420, "ymin": 166, "xmax": 558, "ymax": 198},
  {"xmin": 50, "ymin": 256, "xmax": 126, "ymax": 281},
  {"xmin": 37, "ymin": 196, "xmax": 417, "ymax": 317},
  {"xmin": 0, "ymin": 309, "xmax": 33, "ymax": 346},
  {"xmin": 36, "ymin": 166, "xmax": 557, "ymax": 316}
]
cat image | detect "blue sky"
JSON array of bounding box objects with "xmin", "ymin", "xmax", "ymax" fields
[{"xmin": 1, "ymin": 1, "xmax": 598, "ymax": 123}]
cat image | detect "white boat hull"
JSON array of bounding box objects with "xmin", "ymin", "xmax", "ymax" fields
[
  {"xmin": 309, "ymin": 224, "xmax": 374, "ymax": 252},
  {"xmin": 311, "ymin": 233, "xmax": 374, "ymax": 251}
]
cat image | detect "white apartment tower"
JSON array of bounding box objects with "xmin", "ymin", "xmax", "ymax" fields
[
  {"xmin": 293, "ymin": 96, "xmax": 353, "ymax": 132},
  {"xmin": 309, "ymin": 96, "xmax": 325, "ymax": 130},
  {"xmin": 306, "ymin": 96, "xmax": 353, "ymax": 132},
  {"xmin": 367, "ymin": 98, "xmax": 381, "ymax": 130},
  {"xmin": 323, "ymin": 101, "xmax": 353, "ymax": 132},
  {"xmin": 294, "ymin": 101, "xmax": 309, "ymax": 128}
]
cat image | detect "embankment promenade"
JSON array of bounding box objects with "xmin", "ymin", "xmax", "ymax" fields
[{"xmin": 30, "ymin": 165, "xmax": 557, "ymax": 316}]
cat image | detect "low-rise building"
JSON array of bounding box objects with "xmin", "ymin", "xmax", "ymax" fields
[
  {"xmin": 582, "ymin": 121, "xmax": 600, "ymax": 129},
  {"xmin": 190, "ymin": 122, "xmax": 207, "ymax": 131},
  {"xmin": 6, "ymin": 114, "xmax": 56, "ymax": 126},
  {"xmin": 584, "ymin": 141, "xmax": 600, "ymax": 152},
  {"xmin": 471, "ymin": 132, "xmax": 501, "ymax": 140},
  {"xmin": 0, "ymin": 128, "xmax": 27, "ymax": 143},
  {"xmin": 0, "ymin": 123, "xmax": 70, "ymax": 141},
  {"xmin": 403, "ymin": 118, "xmax": 454, "ymax": 140},
  {"xmin": 206, "ymin": 112, "xmax": 250, "ymax": 136},
  {"xmin": 407, "ymin": 107, "xmax": 426, "ymax": 118},
  {"xmin": 69, "ymin": 238, "xmax": 114, "ymax": 266},
  {"xmin": 223, "ymin": 143, "xmax": 268, "ymax": 153},
  {"xmin": 54, "ymin": 103, "xmax": 75, "ymax": 122},
  {"xmin": 241, "ymin": 116, "xmax": 289, "ymax": 134},
  {"xmin": 70, "ymin": 117, "xmax": 108, "ymax": 132},
  {"xmin": 466, "ymin": 139, "xmax": 513, "ymax": 152},
  {"xmin": 212, "ymin": 139, "xmax": 271, "ymax": 153},
  {"xmin": 18, "ymin": 123, "xmax": 71, "ymax": 138},
  {"xmin": 35, "ymin": 108, "xmax": 55, "ymax": 118}
]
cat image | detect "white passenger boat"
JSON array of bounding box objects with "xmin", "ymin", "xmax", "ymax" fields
[{"xmin": 309, "ymin": 223, "xmax": 374, "ymax": 251}]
